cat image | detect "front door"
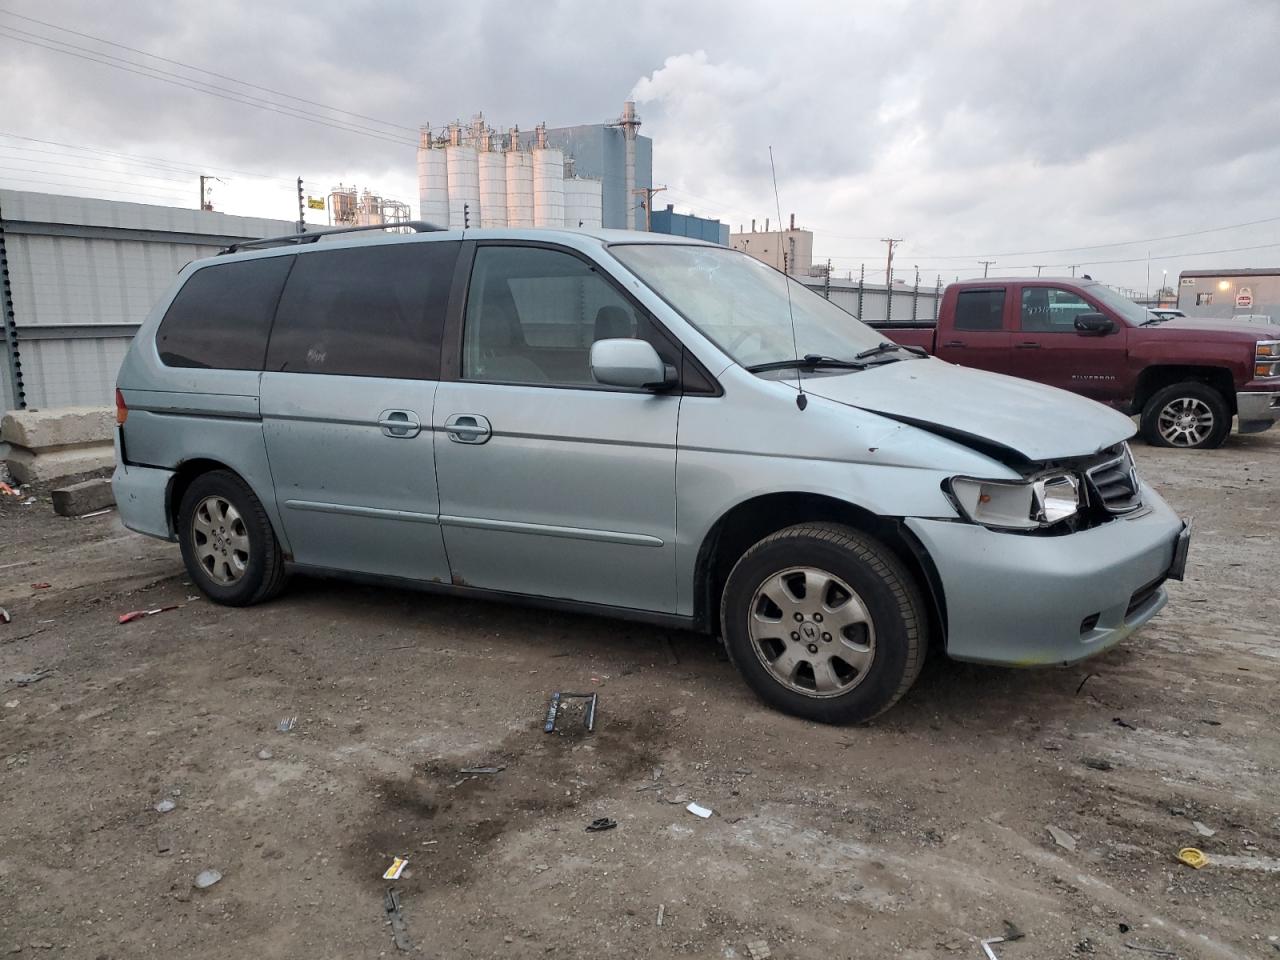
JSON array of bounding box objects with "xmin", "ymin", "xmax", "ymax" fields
[
  {"xmin": 433, "ymin": 243, "xmax": 680, "ymax": 613},
  {"xmin": 259, "ymin": 240, "xmax": 460, "ymax": 581},
  {"xmin": 1009, "ymin": 283, "xmax": 1129, "ymax": 404}
]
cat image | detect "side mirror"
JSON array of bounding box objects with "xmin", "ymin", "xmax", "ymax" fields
[
  {"xmin": 1074, "ymin": 312, "xmax": 1115, "ymax": 335},
  {"xmin": 590, "ymin": 338, "xmax": 676, "ymax": 390}
]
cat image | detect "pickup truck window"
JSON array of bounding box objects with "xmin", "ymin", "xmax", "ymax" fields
[
  {"xmin": 610, "ymin": 243, "xmax": 883, "ymax": 369},
  {"xmin": 954, "ymin": 289, "xmax": 1006, "ymax": 331},
  {"xmin": 1020, "ymin": 287, "xmax": 1093, "ymax": 333}
]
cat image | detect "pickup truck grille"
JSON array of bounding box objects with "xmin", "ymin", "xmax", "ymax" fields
[{"xmin": 1085, "ymin": 446, "xmax": 1143, "ymax": 515}]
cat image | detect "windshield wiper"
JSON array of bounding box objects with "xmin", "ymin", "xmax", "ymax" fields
[
  {"xmin": 1139, "ymin": 316, "xmax": 1168, "ymax": 326},
  {"xmin": 855, "ymin": 341, "xmax": 927, "ymax": 359},
  {"xmin": 746, "ymin": 354, "xmax": 869, "ymax": 373}
]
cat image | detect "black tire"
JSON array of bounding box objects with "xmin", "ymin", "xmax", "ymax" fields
[
  {"xmin": 177, "ymin": 470, "xmax": 287, "ymax": 606},
  {"xmin": 719, "ymin": 523, "xmax": 927, "ymax": 724},
  {"xmin": 1139, "ymin": 381, "xmax": 1231, "ymax": 450}
]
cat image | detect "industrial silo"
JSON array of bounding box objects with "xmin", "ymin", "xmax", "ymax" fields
[
  {"xmin": 478, "ymin": 144, "xmax": 508, "ymax": 229},
  {"xmin": 563, "ymin": 177, "xmax": 603, "ymax": 229},
  {"xmin": 505, "ymin": 146, "xmax": 534, "ymax": 228},
  {"xmin": 416, "ymin": 129, "xmax": 449, "ymax": 227},
  {"xmin": 533, "ymin": 146, "xmax": 565, "ymax": 228},
  {"xmin": 446, "ymin": 137, "xmax": 480, "ymax": 230}
]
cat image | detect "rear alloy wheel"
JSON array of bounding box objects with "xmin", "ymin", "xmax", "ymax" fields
[
  {"xmin": 721, "ymin": 523, "xmax": 927, "ymax": 723},
  {"xmin": 1140, "ymin": 382, "xmax": 1230, "ymax": 450},
  {"xmin": 178, "ymin": 470, "xmax": 287, "ymax": 606}
]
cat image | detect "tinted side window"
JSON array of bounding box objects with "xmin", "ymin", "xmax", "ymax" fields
[
  {"xmin": 266, "ymin": 241, "xmax": 459, "ymax": 379},
  {"xmin": 1021, "ymin": 287, "xmax": 1093, "ymax": 333},
  {"xmin": 462, "ymin": 245, "xmax": 669, "ymax": 386},
  {"xmin": 953, "ymin": 289, "xmax": 1006, "ymax": 331},
  {"xmin": 157, "ymin": 256, "xmax": 293, "ymax": 369}
]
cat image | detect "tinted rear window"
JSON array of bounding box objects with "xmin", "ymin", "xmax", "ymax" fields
[
  {"xmin": 266, "ymin": 241, "xmax": 459, "ymax": 380},
  {"xmin": 953, "ymin": 288, "xmax": 1006, "ymax": 331},
  {"xmin": 156, "ymin": 256, "xmax": 293, "ymax": 369}
]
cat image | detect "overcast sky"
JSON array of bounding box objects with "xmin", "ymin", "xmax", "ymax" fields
[{"xmin": 1, "ymin": 0, "xmax": 1278, "ymax": 293}]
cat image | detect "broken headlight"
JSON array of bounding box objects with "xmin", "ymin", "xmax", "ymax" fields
[{"xmin": 947, "ymin": 474, "xmax": 1081, "ymax": 531}]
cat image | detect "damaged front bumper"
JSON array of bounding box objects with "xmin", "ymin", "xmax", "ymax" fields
[{"xmin": 907, "ymin": 481, "xmax": 1186, "ymax": 666}]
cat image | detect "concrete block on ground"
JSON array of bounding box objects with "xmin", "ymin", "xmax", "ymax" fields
[
  {"xmin": 2, "ymin": 406, "xmax": 114, "ymax": 484},
  {"xmin": 1, "ymin": 406, "xmax": 113, "ymax": 449},
  {"xmin": 52, "ymin": 477, "xmax": 116, "ymax": 517}
]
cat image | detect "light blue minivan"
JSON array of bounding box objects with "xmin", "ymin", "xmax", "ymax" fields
[{"xmin": 114, "ymin": 224, "xmax": 1189, "ymax": 722}]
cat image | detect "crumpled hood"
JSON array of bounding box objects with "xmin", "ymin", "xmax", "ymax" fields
[{"xmin": 799, "ymin": 358, "xmax": 1136, "ymax": 462}]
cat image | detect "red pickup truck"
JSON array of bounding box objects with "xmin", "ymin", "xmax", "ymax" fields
[{"xmin": 874, "ymin": 278, "xmax": 1280, "ymax": 449}]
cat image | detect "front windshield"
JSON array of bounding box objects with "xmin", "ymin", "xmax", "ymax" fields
[
  {"xmin": 610, "ymin": 243, "xmax": 885, "ymax": 368},
  {"xmin": 1086, "ymin": 283, "xmax": 1150, "ymax": 326}
]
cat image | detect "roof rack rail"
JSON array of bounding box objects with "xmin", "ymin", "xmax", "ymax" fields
[{"xmin": 219, "ymin": 220, "xmax": 447, "ymax": 255}]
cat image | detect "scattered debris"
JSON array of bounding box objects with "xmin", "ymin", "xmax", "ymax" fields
[
  {"xmin": 30, "ymin": 583, "xmax": 50, "ymax": 590},
  {"xmin": 257, "ymin": 748, "xmax": 273, "ymax": 760},
  {"xmin": 686, "ymin": 802, "xmax": 713, "ymax": 819},
  {"xmin": 117, "ymin": 605, "xmax": 178, "ymax": 624},
  {"xmin": 383, "ymin": 888, "xmax": 413, "ymax": 952},
  {"xmin": 980, "ymin": 922, "xmax": 1026, "ymax": 960},
  {"xmin": 656, "ymin": 904, "xmax": 665, "ymax": 927},
  {"xmin": 0, "ymin": 480, "xmax": 18, "ymax": 496},
  {"xmin": 383, "ymin": 857, "xmax": 408, "ymax": 881},
  {"xmin": 1123, "ymin": 944, "xmax": 1176, "ymax": 957},
  {"xmin": 1192, "ymin": 820, "xmax": 1216, "ymax": 837},
  {"xmin": 1176, "ymin": 847, "xmax": 1207, "ymax": 869},
  {"xmin": 77, "ymin": 508, "xmax": 113, "ymax": 519},
  {"xmin": 586, "ymin": 817, "xmax": 617, "ymax": 832},
  {"xmin": 1118, "ymin": 924, "xmax": 1131, "ymax": 934},
  {"xmin": 9, "ymin": 669, "xmax": 51, "ymax": 687},
  {"xmin": 1198, "ymin": 718, "xmax": 1222, "ymax": 726},
  {"xmin": 1041, "ymin": 740, "xmax": 1063, "ymax": 751},
  {"xmin": 1081, "ymin": 757, "xmax": 1115, "ymax": 771},
  {"xmin": 193, "ymin": 869, "xmax": 222, "ymax": 889},
  {"xmin": 746, "ymin": 939, "xmax": 772, "ymax": 960},
  {"xmin": 1112, "ymin": 717, "xmax": 1137, "ymax": 730},
  {"xmin": 1047, "ymin": 825, "xmax": 1077, "ymax": 851},
  {"xmin": 156, "ymin": 834, "xmax": 173, "ymax": 854},
  {"xmin": 0, "ymin": 607, "xmax": 9, "ymax": 625},
  {"xmin": 153, "ymin": 798, "xmax": 176, "ymax": 814},
  {"xmin": 459, "ymin": 765, "xmax": 504, "ymax": 775},
  {"xmin": 543, "ymin": 691, "xmax": 597, "ymax": 734},
  {"xmin": 4, "ymin": 700, "xmax": 18, "ymax": 709},
  {"xmin": 1075, "ymin": 673, "xmax": 1097, "ymax": 694},
  {"xmin": 277, "ymin": 717, "xmax": 297, "ymax": 733}
]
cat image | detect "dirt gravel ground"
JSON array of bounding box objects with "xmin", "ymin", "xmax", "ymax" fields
[{"xmin": 1, "ymin": 434, "xmax": 1277, "ymax": 960}]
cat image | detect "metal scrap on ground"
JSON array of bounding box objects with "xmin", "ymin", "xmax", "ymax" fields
[
  {"xmin": 384, "ymin": 888, "xmax": 413, "ymax": 952},
  {"xmin": 117, "ymin": 605, "xmax": 179, "ymax": 624}
]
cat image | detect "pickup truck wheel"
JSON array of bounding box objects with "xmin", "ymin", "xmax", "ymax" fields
[
  {"xmin": 1140, "ymin": 382, "xmax": 1230, "ymax": 449},
  {"xmin": 177, "ymin": 470, "xmax": 287, "ymax": 606},
  {"xmin": 720, "ymin": 523, "xmax": 927, "ymax": 724}
]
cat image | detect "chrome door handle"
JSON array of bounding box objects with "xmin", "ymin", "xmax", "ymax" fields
[
  {"xmin": 943, "ymin": 340, "xmax": 966, "ymax": 348},
  {"xmin": 378, "ymin": 409, "xmax": 421, "ymax": 438},
  {"xmin": 445, "ymin": 413, "xmax": 491, "ymax": 444},
  {"xmin": 1015, "ymin": 341, "xmax": 1042, "ymax": 349}
]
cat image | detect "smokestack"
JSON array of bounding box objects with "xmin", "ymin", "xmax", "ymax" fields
[
  {"xmin": 789, "ymin": 212, "xmax": 795, "ymax": 231},
  {"xmin": 765, "ymin": 217, "xmax": 770, "ymax": 232},
  {"xmin": 620, "ymin": 100, "xmax": 640, "ymax": 230},
  {"xmin": 536, "ymin": 122, "xmax": 547, "ymax": 149},
  {"xmin": 751, "ymin": 218, "xmax": 756, "ymax": 232}
]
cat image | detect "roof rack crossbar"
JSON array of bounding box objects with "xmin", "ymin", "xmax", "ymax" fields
[{"xmin": 220, "ymin": 220, "xmax": 447, "ymax": 255}]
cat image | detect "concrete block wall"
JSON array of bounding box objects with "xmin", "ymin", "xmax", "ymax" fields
[{"xmin": 1, "ymin": 405, "xmax": 114, "ymax": 484}]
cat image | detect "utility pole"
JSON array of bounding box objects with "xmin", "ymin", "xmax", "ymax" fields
[
  {"xmin": 1034, "ymin": 264, "xmax": 1044, "ymax": 277},
  {"xmin": 881, "ymin": 238, "xmax": 902, "ymax": 287},
  {"xmin": 979, "ymin": 259, "xmax": 996, "ymax": 278},
  {"xmin": 296, "ymin": 177, "xmax": 306, "ymax": 233},
  {"xmin": 199, "ymin": 175, "xmax": 211, "ymax": 211},
  {"xmin": 632, "ymin": 185, "xmax": 667, "ymax": 232},
  {"xmin": 1069, "ymin": 264, "xmax": 1079, "ymax": 277}
]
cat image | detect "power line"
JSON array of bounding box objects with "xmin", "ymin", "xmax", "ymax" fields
[
  {"xmin": 0, "ymin": 132, "xmax": 298, "ymax": 182},
  {"xmin": 0, "ymin": 8, "xmax": 417, "ymax": 133},
  {"xmin": 0, "ymin": 174, "xmax": 194, "ymax": 202},
  {"xmin": 0, "ymin": 27, "xmax": 416, "ymax": 147},
  {"xmin": 0, "ymin": 164, "xmax": 191, "ymax": 194},
  {"xmin": 0, "ymin": 154, "xmax": 195, "ymax": 184}
]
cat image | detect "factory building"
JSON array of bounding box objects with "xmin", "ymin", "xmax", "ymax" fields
[
  {"xmin": 730, "ymin": 215, "xmax": 814, "ymax": 275},
  {"xmin": 1177, "ymin": 268, "xmax": 1280, "ymax": 321},
  {"xmin": 417, "ymin": 101, "xmax": 652, "ymax": 232},
  {"xmin": 649, "ymin": 205, "xmax": 729, "ymax": 245}
]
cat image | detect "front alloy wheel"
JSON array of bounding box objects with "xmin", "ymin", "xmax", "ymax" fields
[{"xmin": 748, "ymin": 566, "xmax": 876, "ymax": 698}]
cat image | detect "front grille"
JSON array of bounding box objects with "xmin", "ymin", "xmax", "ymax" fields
[{"xmin": 1085, "ymin": 446, "xmax": 1144, "ymax": 515}]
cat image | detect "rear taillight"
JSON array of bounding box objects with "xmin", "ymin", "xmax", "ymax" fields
[{"xmin": 115, "ymin": 388, "xmax": 128, "ymax": 425}]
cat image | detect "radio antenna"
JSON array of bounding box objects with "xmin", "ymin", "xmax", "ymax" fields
[{"xmin": 769, "ymin": 146, "xmax": 806, "ymax": 410}]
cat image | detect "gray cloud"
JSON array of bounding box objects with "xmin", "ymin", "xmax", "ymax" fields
[{"xmin": 1, "ymin": 0, "xmax": 1277, "ymax": 289}]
